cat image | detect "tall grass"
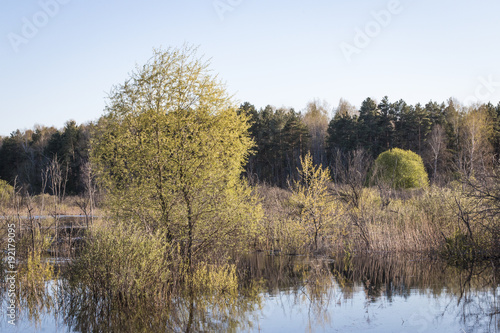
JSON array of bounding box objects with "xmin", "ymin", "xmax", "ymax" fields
[{"xmin": 256, "ymin": 183, "xmax": 498, "ymax": 259}]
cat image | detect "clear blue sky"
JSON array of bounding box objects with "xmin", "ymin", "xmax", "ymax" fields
[{"xmin": 1, "ymin": 0, "xmax": 499, "ymax": 136}]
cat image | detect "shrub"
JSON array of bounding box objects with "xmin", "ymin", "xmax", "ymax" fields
[
  {"xmin": 68, "ymin": 222, "xmax": 176, "ymax": 303},
  {"xmin": 0, "ymin": 179, "xmax": 14, "ymax": 203},
  {"xmin": 289, "ymin": 153, "xmax": 344, "ymax": 252},
  {"xmin": 371, "ymin": 148, "xmax": 429, "ymax": 189}
]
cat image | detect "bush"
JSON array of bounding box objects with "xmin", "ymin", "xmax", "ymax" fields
[
  {"xmin": 371, "ymin": 148, "xmax": 429, "ymax": 189},
  {"xmin": 0, "ymin": 179, "xmax": 14, "ymax": 203},
  {"xmin": 68, "ymin": 222, "xmax": 176, "ymax": 303}
]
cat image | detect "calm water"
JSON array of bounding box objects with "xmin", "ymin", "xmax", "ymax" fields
[{"xmin": 1, "ymin": 253, "xmax": 499, "ymax": 332}]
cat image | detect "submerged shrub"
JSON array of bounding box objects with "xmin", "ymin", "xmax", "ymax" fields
[
  {"xmin": 17, "ymin": 238, "xmax": 56, "ymax": 325},
  {"xmin": 68, "ymin": 222, "xmax": 176, "ymax": 302},
  {"xmin": 69, "ymin": 220, "xmax": 247, "ymax": 306},
  {"xmin": 191, "ymin": 262, "xmax": 239, "ymax": 307},
  {"xmin": 371, "ymin": 148, "xmax": 429, "ymax": 189}
]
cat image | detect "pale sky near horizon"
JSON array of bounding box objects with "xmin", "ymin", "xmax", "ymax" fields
[{"xmin": 1, "ymin": 0, "xmax": 499, "ymax": 136}]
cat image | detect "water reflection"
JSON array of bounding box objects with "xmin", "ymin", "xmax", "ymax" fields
[
  {"xmin": 58, "ymin": 283, "xmax": 263, "ymax": 332},
  {"xmin": 1, "ymin": 253, "xmax": 499, "ymax": 332},
  {"xmin": 330, "ymin": 254, "xmax": 500, "ymax": 332}
]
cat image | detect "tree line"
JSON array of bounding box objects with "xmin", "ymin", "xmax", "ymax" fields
[
  {"xmin": 241, "ymin": 97, "xmax": 500, "ymax": 186},
  {"xmin": 0, "ymin": 120, "xmax": 92, "ymax": 195},
  {"xmin": 1, "ymin": 97, "xmax": 499, "ymax": 194}
]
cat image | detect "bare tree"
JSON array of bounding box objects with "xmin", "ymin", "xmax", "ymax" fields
[
  {"xmin": 332, "ymin": 149, "xmax": 372, "ymax": 249},
  {"xmin": 76, "ymin": 161, "xmax": 97, "ymax": 228},
  {"xmin": 459, "ymin": 105, "xmax": 493, "ymax": 177},
  {"xmin": 303, "ymin": 99, "xmax": 331, "ymax": 166},
  {"xmin": 333, "ymin": 149, "xmax": 371, "ymax": 209},
  {"xmin": 47, "ymin": 156, "xmax": 68, "ymax": 256},
  {"xmin": 426, "ymin": 124, "xmax": 447, "ymax": 183},
  {"xmin": 335, "ymin": 98, "xmax": 357, "ymax": 118},
  {"xmin": 457, "ymin": 163, "xmax": 500, "ymax": 259},
  {"xmin": 48, "ymin": 155, "xmax": 69, "ymax": 204}
]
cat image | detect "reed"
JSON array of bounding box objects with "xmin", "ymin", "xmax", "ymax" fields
[{"xmin": 256, "ymin": 182, "xmax": 500, "ymax": 259}]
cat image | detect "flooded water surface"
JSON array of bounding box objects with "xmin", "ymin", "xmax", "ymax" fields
[{"xmin": 1, "ymin": 252, "xmax": 499, "ymax": 332}]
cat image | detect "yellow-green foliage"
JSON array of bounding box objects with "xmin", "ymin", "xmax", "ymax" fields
[
  {"xmin": 19, "ymin": 251, "xmax": 54, "ymax": 291},
  {"xmin": 192, "ymin": 262, "xmax": 238, "ymax": 305},
  {"xmin": 0, "ymin": 179, "xmax": 14, "ymax": 204},
  {"xmin": 63, "ymin": 217, "xmax": 267, "ymax": 332},
  {"xmin": 290, "ymin": 153, "xmax": 343, "ymax": 251},
  {"xmin": 18, "ymin": 238, "xmax": 55, "ymax": 325},
  {"xmin": 71, "ymin": 222, "xmax": 175, "ymax": 302},
  {"xmin": 372, "ymin": 148, "xmax": 429, "ymax": 189},
  {"xmin": 91, "ymin": 46, "xmax": 262, "ymax": 266}
]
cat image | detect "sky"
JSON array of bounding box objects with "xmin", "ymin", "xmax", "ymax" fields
[{"xmin": 1, "ymin": 0, "xmax": 499, "ymax": 136}]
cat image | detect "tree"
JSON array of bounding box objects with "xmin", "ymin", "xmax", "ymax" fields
[
  {"xmin": 290, "ymin": 153, "xmax": 339, "ymax": 251},
  {"xmin": 241, "ymin": 103, "xmax": 309, "ymax": 186},
  {"xmin": 392, "ymin": 99, "xmax": 412, "ymax": 149},
  {"xmin": 358, "ymin": 97, "xmax": 383, "ymax": 157},
  {"xmin": 0, "ymin": 129, "xmax": 39, "ymax": 190},
  {"xmin": 425, "ymin": 124, "xmax": 448, "ymax": 183},
  {"xmin": 425, "ymin": 101, "xmax": 446, "ymax": 127},
  {"xmin": 91, "ymin": 46, "xmax": 261, "ymax": 272},
  {"xmin": 485, "ymin": 102, "xmax": 500, "ymax": 164},
  {"xmin": 412, "ymin": 103, "xmax": 432, "ymax": 155},
  {"xmin": 281, "ymin": 109, "xmax": 310, "ymax": 182},
  {"xmin": 331, "ymin": 148, "xmax": 372, "ymax": 208},
  {"xmin": 443, "ymin": 98, "xmax": 462, "ymax": 173},
  {"xmin": 459, "ymin": 105, "xmax": 494, "ymax": 176},
  {"xmin": 326, "ymin": 98, "xmax": 358, "ymax": 158},
  {"xmin": 303, "ymin": 99, "xmax": 330, "ymax": 166},
  {"xmin": 377, "ymin": 96, "xmax": 396, "ymax": 150},
  {"xmin": 371, "ymin": 148, "xmax": 429, "ymax": 189},
  {"xmin": 336, "ymin": 98, "xmax": 357, "ymax": 118},
  {"xmin": 44, "ymin": 121, "xmax": 90, "ymax": 195}
]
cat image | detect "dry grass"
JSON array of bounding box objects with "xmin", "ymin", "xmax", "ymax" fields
[
  {"xmin": 0, "ymin": 194, "xmax": 102, "ymax": 217},
  {"xmin": 353, "ymin": 186, "xmax": 455, "ymax": 254},
  {"xmin": 257, "ymin": 183, "xmax": 472, "ymax": 256}
]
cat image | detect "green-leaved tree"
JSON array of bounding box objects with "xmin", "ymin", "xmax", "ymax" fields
[
  {"xmin": 371, "ymin": 148, "xmax": 429, "ymax": 189},
  {"xmin": 290, "ymin": 153, "xmax": 341, "ymax": 251},
  {"xmin": 91, "ymin": 46, "xmax": 261, "ymax": 272}
]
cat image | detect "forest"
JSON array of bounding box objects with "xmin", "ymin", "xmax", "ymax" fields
[{"xmin": 2, "ymin": 97, "xmax": 499, "ymax": 193}]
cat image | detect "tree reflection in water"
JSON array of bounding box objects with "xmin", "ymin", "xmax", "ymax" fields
[
  {"xmin": 1, "ymin": 253, "xmax": 499, "ymax": 332},
  {"xmin": 330, "ymin": 253, "xmax": 500, "ymax": 332},
  {"xmin": 58, "ymin": 274, "xmax": 263, "ymax": 332}
]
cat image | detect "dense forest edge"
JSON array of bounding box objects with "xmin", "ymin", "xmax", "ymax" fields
[{"xmin": 0, "ymin": 46, "xmax": 499, "ymax": 330}]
